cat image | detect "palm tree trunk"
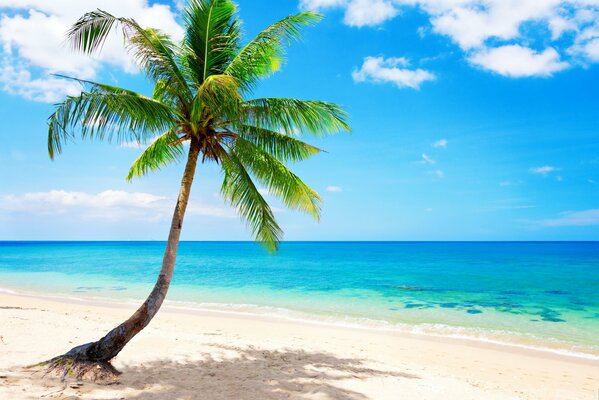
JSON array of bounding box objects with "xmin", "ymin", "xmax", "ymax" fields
[{"xmin": 43, "ymin": 138, "xmax": 201, "ymax": 381}]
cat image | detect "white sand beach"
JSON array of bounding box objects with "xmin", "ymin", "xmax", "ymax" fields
[{"xmin": 0, "ymin": 291, "xmax": 597, "ymax": 400}]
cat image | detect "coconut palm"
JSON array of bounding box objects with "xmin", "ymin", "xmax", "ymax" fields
[{"xmin": 43, "ymin": 0, "xmax": 348, "ymax": 381}]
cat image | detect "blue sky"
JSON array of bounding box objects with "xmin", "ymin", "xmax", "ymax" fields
[{"xmin": 0, "ymin": 0, "xmax": 598, "ymax": 241}]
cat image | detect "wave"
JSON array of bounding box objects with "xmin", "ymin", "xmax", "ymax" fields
[
  {"xmin": 164, "ymin": 299, "xmax": 599, "ymax": 361},
  {"xmin": 2, "ymin": 284, "xmax": 598, "ymax": 361}
]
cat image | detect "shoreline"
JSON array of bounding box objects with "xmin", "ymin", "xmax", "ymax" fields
[
  {"xmin": 2, "ymin": 284, "xmax": 598, "ymax": 363},
  {"xmin": 1, "ymin": 290, "xmax": 598, "ymax": 399}
]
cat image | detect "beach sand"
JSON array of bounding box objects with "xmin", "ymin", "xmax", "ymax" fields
[{"xmin": 0, "ymin": 291, "xmax": 597, "ymax": 399}]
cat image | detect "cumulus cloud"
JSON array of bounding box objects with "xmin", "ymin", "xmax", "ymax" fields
[
  {"xmin": 420, "ymin": 0, "xmax": 561, "ymax": 50},
  {"xmin": 469, "ymin": 45, "xmax": 569, "ymax": 77},
  {"xmin": 0, "ymin": 190, "xmax": 234, "ymax": 221},
  {"xmin": 326, "ymin": 185, "xmax": 343, "ymax": 192},
  {"xmin": 432, "ymin": 138, "xmax": 447, "ymax": 148},
  {"xmin": 301, "ymin": 0, "xmax": 599, "ymax": 78},
  {"xmin": 0, "ymin": 0, "xmax": 183, "ymax": 102},
  {"xmin": 300, "ymin": 0, "xmax": 399, "ymax": 26},
  {"xmin": 352, "ymin": 56, "xmax": 435, "ymax": 89},
  {"xmin": 530, "ymin": 165, "xmax": 559, "ymax": 175},
  {"xmin": 582, "ymin": 38, "xmax": 599, "ymax": 61},
  {"xmin": 344, "ymin": 0, "xmax": 398, "ymax": 26},
  {"xmin": 537, "ymin": 209, "xmax": 599, "ymax": 227}
]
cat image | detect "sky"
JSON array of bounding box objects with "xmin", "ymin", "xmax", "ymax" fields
[{"xmin": 0, "ymin": 0, "xmax": 598, "ymax": 241}]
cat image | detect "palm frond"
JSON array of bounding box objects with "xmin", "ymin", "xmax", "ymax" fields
[
  {"xmin": 221, "ymin": 151, "xmax": 282, "ymax": 252},
  {"xmin": 182, "ymin": 0, "xmax": 240, "ymax": 84},
  {"xmin": 242, "ymin": 98, "xmax": 350, "ymax": 136},
  {"xmin": 235, "ymin": 124, "xmax": 322, "ymax": 162},
  {"xmin": 225, "ymin": 12, "xmax": 322, "ymax": 93},
  {"xmin": 67, "ymin": 9, "xmax": 192, "ymax": 101},
  {"xmin": 126, "ymin": 26, "xmax": 192, "ymax": 101},
  {"xmin": 153, "ymin": 79, "xmax": 180, "ymax": 108},
  {"xmin": 191, "ymin": 74, "xmax": 241, "ymax": 129},
  {"xmin": 127, "ymin": 129, "xmax": 186, "ymax": 181},
  {"xmin": 48, "ymin": 78, "xmax": 180, "ymax": 158},
  {"xmin": 231, "ymin": 137, "xmax": 321, "ymax": 220},
  {"xmin": 66, "ymin": 9, "xmax": 121, "ymax": 54}
]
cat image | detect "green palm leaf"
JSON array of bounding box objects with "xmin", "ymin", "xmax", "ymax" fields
[
  {"xmin": 191, "ymin": 74, "xmax": 241, "ymax": 130},
  {"xmin": 243, "ymin": 98, "xmax": 350, "ymax": 136},
  {"xmin": 235, "ymin": 124, "xmax": 322, "ymax": 162},
  {"xmin": 181, "ymin": 0, "xmax": 240, "ymax": 84},
  {"xmin": 221, "ymin": 151, "xmax": 282, "ymax": 251},
  {"xmin": 225, "ymin": 12, "xmax": 322, "ymax": 93},
  {"xmin": 48, "ymin": 78, "xmax": 180, "ymax": 158},
  {"xmin": 231, "ymin": 137, "xmax": 321, "ymax": 220},
  {"xmin": 67, "ymin": 9, "xmax": 191, "ymax": 101},
  {"xmin": 127, "ymin": 129, "xmax": 186, "ymax": 181}
]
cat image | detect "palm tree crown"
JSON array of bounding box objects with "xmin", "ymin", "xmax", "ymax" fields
[{"xmin": 48, "ymin": 0, "xmax": 349, "ymax": 251}]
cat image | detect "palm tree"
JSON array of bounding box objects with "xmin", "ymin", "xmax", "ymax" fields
[{"xmin": 43, "ymin": 0, "xmax": 348, "ymax": 381}]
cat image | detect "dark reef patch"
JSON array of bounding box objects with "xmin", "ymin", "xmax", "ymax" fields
[{"xmin": 466, "ymin": 309, "xmax": 483, "ymax": 314}]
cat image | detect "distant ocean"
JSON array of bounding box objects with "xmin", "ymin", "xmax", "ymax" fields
[{"xmin": 1, "ymin": 241, "xmax": 598, "ymax": 359}]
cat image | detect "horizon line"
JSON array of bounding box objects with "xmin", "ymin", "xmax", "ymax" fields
[{"xmin": 1, "ymin": 240, "xmax": 598, "ymax": 243}]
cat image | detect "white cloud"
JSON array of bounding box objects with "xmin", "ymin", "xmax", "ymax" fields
[
  {"xmin": 352, "ymin": 56, "xmax": 435, "ymax": 89},
  {"xmin": 583, "ymin": 38, "xmax": 599, "ymax": 61},
  {"xmin": 300, "ymin": 0, "xmax": 398, "ymax": 27},
  {"xmin": 538, "ymin": 209, "xmax": 599, "ymax": 227},
  {"xmin": 432, "ymin": 138, "xmax": 447, "ymax": 148},
  {"xmin": 344, "ymin": 0, "xmax": 398, "ymax": 26},
  {"xmin": 0, "ymin": 190, "xmax": 234, "ymax": 221},
  {"xmin": 420, "ymin": 0, "xmax": 561, "ymax": 51},
  {"xmin": 0, "ymin": 61, "xmax": 82, "ymax": 102},
  {"xmin": 0, "ymin": 0, "xmax": 183, "ymax": 102},
  {"xmin": 419, "ymin": 153, "xmax": 436, "ymax": 164},
  {"xmin": 468, "ymin": 45, "xmax": 569, "ymax": 77},
  {"xmin": 530, "ymin": 165, "xmax": 559, "ymax": 175},
  {"xmin": 302, "ymin": 0, "xmax": 599, "ymax": 77},
  {"xmin": 432, "ymin": 169, "xmax": 444, "ymax": 178},
  {"xmin": 300, "ymin": 0, "xmax": 347, "ymax": 9},
  {"xmin": 326, "ymin": 185, "xmax": 343, "ymax": 192}
]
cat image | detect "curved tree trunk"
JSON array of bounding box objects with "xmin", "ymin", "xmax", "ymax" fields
[{"xmin": 42, "ymin": 139, "xmax": 201, "ymax": 382}]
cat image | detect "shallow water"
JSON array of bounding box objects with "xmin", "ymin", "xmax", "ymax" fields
[{"xmin": 1, "ymin": 241, "xmax": 598, "ymax": 357}]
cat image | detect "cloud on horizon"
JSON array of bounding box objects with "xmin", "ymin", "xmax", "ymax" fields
[
  {"xmin": 536, "ymin": 209, "xmax": 599, "ymax": 227},
  {"xmin": 0, "ymin": 190, "xmax": 235, "ymax": 221}
]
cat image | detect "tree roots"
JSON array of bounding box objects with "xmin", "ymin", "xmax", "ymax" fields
[{"xmin": 33, "ymin": 355, "xmax": 121, "ymax": 384}]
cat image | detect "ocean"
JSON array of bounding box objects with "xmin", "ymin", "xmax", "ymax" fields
[{"xmin": 1, "ymin": 241, "xmax": 598, "ymax": 359}]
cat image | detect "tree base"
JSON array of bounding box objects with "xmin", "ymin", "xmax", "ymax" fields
[{"xmin": 37, "ymin": 355, "xmax": 121, "ymax": 384}]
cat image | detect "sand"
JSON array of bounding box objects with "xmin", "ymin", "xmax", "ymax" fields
[{"xmin": 0, "ymin": 291, "xmax": 597, "ymax": 400}]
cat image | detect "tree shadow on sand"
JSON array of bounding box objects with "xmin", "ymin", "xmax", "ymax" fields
[{"xmin": 116, "ymin": 344, "xmax": 419, "ymax": 400}]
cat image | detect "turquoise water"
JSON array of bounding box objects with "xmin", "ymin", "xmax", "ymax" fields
[{"xmin": 1, "ymin": 241, "xmax": 598, "ymax": 357}]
